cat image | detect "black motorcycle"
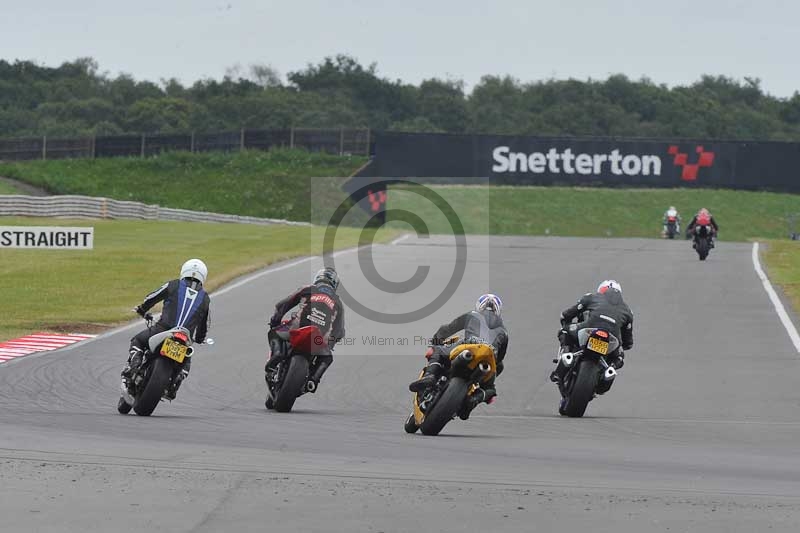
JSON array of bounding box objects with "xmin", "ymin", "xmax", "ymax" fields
[
  {"xmin": 117, "ymin": 316, "xmax": 214, "ymax": 416},
  {"xmin": 693, "ymin": 225, "xmax": 714, "ymax": 260},
  {"xmin": 555, "ymin": 328, "xmax": 619, "ymax": 417},
  {"xmin": 265, "ymin": 323, "xmax": 326, "ymax": 413},
  {"xmin": 665, "ymin": 216, "xmax": 679, "ymax": 239}
]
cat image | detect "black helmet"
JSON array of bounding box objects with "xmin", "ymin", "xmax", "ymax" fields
[{"xmin": 313, "ymin": 267, "xmax": 339, "ymax": 291}]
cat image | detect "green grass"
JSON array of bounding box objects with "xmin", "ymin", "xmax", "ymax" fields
[
  {"xmin": 0, "ymin": 149, "xmax": 368, "ymax": 223},
  {"xmin": 0, "ymin": 217, "xmax": 395, "ymax": 343},
  {"xmin": 761, "ymin": 240, "xmax": 800, "ymax": 313},
  {"xmin": 388, "ymin": 185, "xmax": 800, "ymax": 241},
  {"xmin": 0, "ymin": 180, "xmax": 24, "ymax": 194}
]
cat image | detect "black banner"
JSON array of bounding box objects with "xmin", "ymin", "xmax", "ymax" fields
[{"xmin": 358, "ymin": 132, "xmax": 800, "ymax": 193}]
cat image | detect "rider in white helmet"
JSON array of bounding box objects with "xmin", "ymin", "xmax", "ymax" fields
[
  {"xmin": 662, "ymin": 205, "xmax": 681, "ymax": 237},
  {"xmin": 122, "ymin": 259, "xmax": 211, "ymax": 400},
  {"xmin": 550, "ymin": 279, "xmax": 632, "ymax": 385},
  {"xmin": 409, "ymin": 293, "xmax": 509, "ymax": 420}
]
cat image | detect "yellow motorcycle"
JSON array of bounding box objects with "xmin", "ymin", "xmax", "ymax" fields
[{"xmin": 405, "ymin": 337, "xmax": 497, "ymax": 436}]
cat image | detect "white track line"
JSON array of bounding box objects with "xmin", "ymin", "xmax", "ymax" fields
[
  {"xmin": 389, "ymin": 233, "xmax": 411, "ymax": 245},
  {"xmin": 752, "ymin": 242, "xmax": 800, "ymax": 353}
]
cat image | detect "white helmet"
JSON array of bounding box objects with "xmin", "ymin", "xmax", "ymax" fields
[
  {"xmin": 475, "ymin": 293, "xmax": 503, "ymax": 316},
  {"xmin": 180, "ymin": 258, "xmax": 208, "ymax": 285},
  {"xmin": 597, "ymin": 279, "xmax": 622, "ymax": 294}
]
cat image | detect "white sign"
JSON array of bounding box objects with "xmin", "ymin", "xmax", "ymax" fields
[
  {"xmin": 0, "ymin": 226, "xmax": 94, "ymax": 249},
  {"xmin": 492, "ymin": 146, "xmax": 663, "ymax": 176}
]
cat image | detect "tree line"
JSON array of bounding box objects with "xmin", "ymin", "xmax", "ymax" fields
[{"xmin": 1, "ymin": 54, "xmax": 799, "ymax": 141}]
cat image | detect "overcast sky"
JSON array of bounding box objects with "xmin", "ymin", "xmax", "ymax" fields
[{"xmin": 2, "ymin": 0, "xmax": 797, "ymax": 97}]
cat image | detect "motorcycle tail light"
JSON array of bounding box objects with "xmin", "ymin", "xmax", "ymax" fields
[{"xmin": 174, "ymin": 332, "xmax": 189, "ymax": 343}]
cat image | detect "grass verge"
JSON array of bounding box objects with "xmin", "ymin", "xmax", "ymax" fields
[
  {"xmin": 761, "ymin": 240, "xmax": 800, "ymax": 314},
  {"xmin": 388, "ymin": 185, "xmax": 800, "ymax": 241},
  {"xmin": 0, "ymin": 149, "xmax": 367, "ymax": 222},
  {"xmin": 0, "ymin": 217, "xmax": 396, "ymax": 343}
]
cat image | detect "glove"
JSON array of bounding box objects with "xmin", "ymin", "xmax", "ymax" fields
[
  {"xmin": 133, "ymin": 306, "xmax": 145, "ymax": 317},
  {"xmin": 269, "ymin": 314, "xmax": 281, "ymax": 328}
]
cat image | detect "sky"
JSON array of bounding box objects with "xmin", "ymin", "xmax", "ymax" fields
[{"xmin": 1, "ymin": 0, "xmax": 798, "ymax": 97}]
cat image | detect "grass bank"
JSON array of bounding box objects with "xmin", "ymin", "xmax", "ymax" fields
[
  {"xmin": 0, "ymin": 217, "xmax": 394, "ymax": 343},
  {"xmin": 761, "ymin": 240, "xmax": 800, "ymax": 314},
  {"xmin": 0, "ymin": 149, "xmax": 368, "ymax": 222},
  {"xmin": 388, "ymin": 185, "xmax": 800, "ymax": 241}
]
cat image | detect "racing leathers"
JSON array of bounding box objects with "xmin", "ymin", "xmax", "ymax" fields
[
  {"xmin": 268, "ymin": 283, "xmax": 345, "ymax": 388},
  {"xmin": 686, "ymin": 214, "xmax": 719, "ymax": 244},
  {"xmin": 409, "ymin": 309, "xmax": 509, "ymax": 419},
  {"xmin": 124, "ymin": 278, "xmax": 211, "ymax": 397},
  {"xmin": 663, "ymin": 208, "xmax": 681, "ymax": 235},
  {"xmin": 552, "ymin": 290, "xmax": 633, "ymax": 389}
]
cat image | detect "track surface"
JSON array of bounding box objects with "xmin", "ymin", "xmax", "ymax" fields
[{"xmin": 2, "ymin": 236, "xmax": 800, "ymax": 532}]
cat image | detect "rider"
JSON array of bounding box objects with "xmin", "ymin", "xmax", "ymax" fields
[
  {"xmin": 662, "ymin": 205, "xmax": 681, "ymax": 236},
  {"xmin": 122, "ymin": 258, "xmax": 211, "ymax": 399},
  {"xmin": 550, "ymin": 280, "xmax": 633, "ymax": 387},
  {"xmin": 408, "ymin": 294, "xmax": 509, "ymax": 420},
  {"xmin": 267, "ymin": 267, "xmax": 345, "ymax": 392},
  {"xmin": 685, "ymin": 208, "xmax": 719, "ymax": 246}
]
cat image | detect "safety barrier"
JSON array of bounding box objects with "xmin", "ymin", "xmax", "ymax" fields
[{"xmin": 0, "ymin": 195, "xmax": 310, "ymax": 226}]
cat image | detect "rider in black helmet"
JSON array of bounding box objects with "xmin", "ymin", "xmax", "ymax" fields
[{"xmin": 268, "ymin": 267, "xmax": 344, "ymax": 392}]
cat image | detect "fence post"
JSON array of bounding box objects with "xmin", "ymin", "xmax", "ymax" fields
[
  {"xmin": 91, "ymin": 135, "xmax": 96, "ymax": 158},
  {"xmin": 240, "ymin": 128, "xmax": 245, "ymax": 151},
  {"xmin": 365, "ymin": 128, "xmax": 370, "ymax": 157},
  {"xmin": 290, "ymin": 127, "xmax": 295, "ymax": 149},
  {"xmin": 190, "ymin": 131, "xmax": 195, "ymax": 153},
  {"xmin": 140, "ymin": 134, "xmax": 146, "ymax": 158},
  {"xmin": 42, "ymin": 135, "xmax": 47, "ymax": 160},
  {"xmin": 339, "ymin": 127, "xmax": 344, "ymax": 155}
]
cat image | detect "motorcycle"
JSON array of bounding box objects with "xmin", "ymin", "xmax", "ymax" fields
[
  {"xmin": 693, "ymin": 225, "xmax": 714, "ymax": 260},
  {"xmin": 117, "ymin": 315, "xmax": 214, "ymax": 416},
  {"xmin": 554, "ymin": 327, "xmax": 619, "ymax": 418},
  {"xmin": 405, "ymin": 336, "xmax": 497, "ymax": 436},
  {"xmin": 665, "ymin": 215, "xmax": 679, "ymax": 239},
  {"xmin": 264, "ymin": 321, "xmax": 327, "ymax": 413}
]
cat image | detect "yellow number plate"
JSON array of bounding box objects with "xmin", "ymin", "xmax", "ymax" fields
[
  {"xmin": 160, "ymin": 337, "xmax": 187, "ymax": 363},
  {"xmin": 587, "ymin": 337, "xmax": 609, "ymax": 355}
]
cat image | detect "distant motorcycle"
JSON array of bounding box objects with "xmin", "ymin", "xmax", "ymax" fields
[
  {"xmin": 693, "ymin": 225, "xmax": 714, "ymax": 260},
  {"xmin": 265, "ymin": 321, "xmax": 327, "ymax": 413},
  {"xmin": 554, "ymin": 328, "xmax": 619, "ymax": 418},
  {"xmin": 117, "ymin": 315, "xmax": 214, "ymax": 416},
  {"xmin": 665, "ymin": 215, "xmax": 679, "ymax": 239},
  {"xmin": 405, "ymin": 336, "xmax": 497, "ymax": 436}
]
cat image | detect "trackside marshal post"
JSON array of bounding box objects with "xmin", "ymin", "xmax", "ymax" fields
[{"xmin": 0, "ymin": 226, "xmax": 94, "ymax": 249}]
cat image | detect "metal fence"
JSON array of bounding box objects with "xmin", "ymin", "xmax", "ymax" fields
[
  {"xmin": 0, "ymin": 128, "xmax": 371, "ymax": 161},
  {"xmin": 0, "ymin": 195, "xmax": 310, "ymax": 226}
]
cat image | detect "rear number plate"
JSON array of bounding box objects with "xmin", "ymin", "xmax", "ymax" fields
[
  {"xmin": 160, "ymin": 337, "xmax": 187, "ymax": 363},
  {"xmin": 587, "ymin": 337, "xmax": 609, "ymax": 355}
]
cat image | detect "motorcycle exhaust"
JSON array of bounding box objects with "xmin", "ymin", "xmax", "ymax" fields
[
  {"xmin": 603, "ymin": 367, "xmax": 617, "ymax": 381},
  {"xmin": 459, "ymin": 350, "xmax": 473, "ymax": 361},
  {"xmin": 185, "ymin": 346, "xmax": 194, "ymax": 358},
  {"xmin": 560, "ymin": 352, "xmax": 575, "ymax": 367},
  {"xmin": 478, "ymin": 362, "xmax": 491, "ymax": 373}
]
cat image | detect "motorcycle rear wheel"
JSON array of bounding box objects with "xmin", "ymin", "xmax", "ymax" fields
[
  {"xmin": 134, "ymin": 357, "xmax": 173, "ymax": 416},
  {"xmin": 274, "ymin": 356, "xmax": 309, "ymax": 413},
  {"xmin": 563, "ymin": 359, "xmax": 600, "ymax": 418},
  {"xmin": 420, "ymin": 377, "xmax": 469, "ymax": 436}
]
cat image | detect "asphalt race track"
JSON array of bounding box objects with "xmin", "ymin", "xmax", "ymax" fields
[{"xmin": 2, "ymin": 235, "xmax": 800, "ymax": 532}]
